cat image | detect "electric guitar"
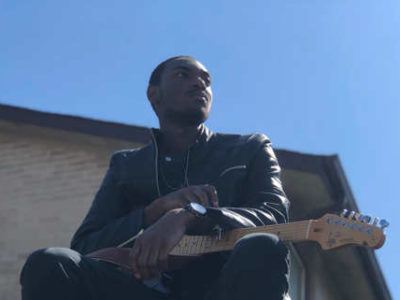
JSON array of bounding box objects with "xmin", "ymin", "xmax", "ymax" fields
[{"xmin": 86, "ymin": 210, "xmax": 388, "ymax": 271}]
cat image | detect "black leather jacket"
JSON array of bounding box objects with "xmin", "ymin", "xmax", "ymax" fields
[{"xmin": 70, "ymin": 125, "xmax": 289, "ymax": 255}]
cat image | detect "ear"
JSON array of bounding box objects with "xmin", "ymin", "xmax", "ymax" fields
[{"xmin": 147, "ymin": 85, "xmax": 160, "ymax": 107}]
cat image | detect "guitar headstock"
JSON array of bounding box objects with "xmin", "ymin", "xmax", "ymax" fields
[{"xmin": 309, "ymin": 210, "xmax": 388, "ymax": 250}]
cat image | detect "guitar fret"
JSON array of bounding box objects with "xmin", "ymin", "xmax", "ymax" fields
[
  {"xmin": 199, "ymin": 236, "xmax": 204, "ymax": 253},
  {"xmin": 203, "ymin": 237, "xmax": 210, "ymax": 253},
  {"xmin": 189, "ymin": 237, "xmax": 195, "ymax": 255},
  {"xmin": 182, "ymin": 237, "xmax": 188, "ymax": 255},
  {"xmin": 305, "ymin": 220, "xmax": 312, "ymax": 240},
  {"xmin": 199, "ymin": 237, "xmax": 203, "ymax": 253}
]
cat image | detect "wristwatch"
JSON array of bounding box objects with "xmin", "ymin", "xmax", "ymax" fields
[{"xmin": 184, "ymin": 202, "xmax": 207, "ymax": 217}]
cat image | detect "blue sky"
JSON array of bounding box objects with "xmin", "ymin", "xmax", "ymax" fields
[{"xmin": 1, "ymin": 0, "xmax": 399, "ymax": 297}]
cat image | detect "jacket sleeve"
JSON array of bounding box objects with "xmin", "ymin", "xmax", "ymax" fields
[
  {"xmin": 70, "ymin": 152, "xmax": 144, "ymax": 255},
  {"xmin": 224, "ymin": 135, "xmax": 289, "ymax": 226}
]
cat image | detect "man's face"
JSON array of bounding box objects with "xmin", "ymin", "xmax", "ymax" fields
[{"xmin": 155, "ymin": 58, "xmax": 213, "ymax": 126}]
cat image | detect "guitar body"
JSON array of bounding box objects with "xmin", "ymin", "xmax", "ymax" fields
[{"xmin": 86, "ymin": 247, "xmax": 199, "ymax": 272}]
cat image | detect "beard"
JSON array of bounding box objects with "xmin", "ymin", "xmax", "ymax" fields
[{"xmin": 164, "ymin": 107, "xmax": 208, "ymax": 127}]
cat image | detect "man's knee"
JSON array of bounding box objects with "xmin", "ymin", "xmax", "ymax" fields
[
  {"xmin": 217, "ymin": 233, "xmax": 290, "ymax": 299},
  {"xmin": 20, "ymin": 247, "xmax": 81, "ymax": 286},
  {"xmin": 234, "ymin": 233, "xmax": 287, "ymax": 253},
  {"xmin": 231, "ymin": 233, "xmax": 288, "ymax": 268}
]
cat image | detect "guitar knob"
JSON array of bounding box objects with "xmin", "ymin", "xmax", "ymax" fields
[
  {"xmin": 340, "ymin": 209, "xmax": 349, "ymax": 217},
  {"xmin": 366, "ymin": 228, "xmax": 373, "ymax": 235},
  {"xmin": 379, "ymin": 219, "xmax": 390, "ymax": 229}
]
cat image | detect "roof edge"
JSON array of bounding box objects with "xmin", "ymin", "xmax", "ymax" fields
[{"xmin": 0, "ymin": 103, "xmax": 151, "ymax": 144}]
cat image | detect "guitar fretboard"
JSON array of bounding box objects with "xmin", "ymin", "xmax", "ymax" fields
[{"xmin": 170, "ymin": 220, "xmax": 312, "ymax": 256}]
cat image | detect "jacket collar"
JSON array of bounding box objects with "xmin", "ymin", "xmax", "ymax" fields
[{"xmin": 149, "ymin": 123, "xmax": 213, "ymax": 151}]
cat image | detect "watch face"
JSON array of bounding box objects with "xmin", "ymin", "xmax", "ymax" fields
[{"xmin": 190, "ymin": 202, "xmax": 207, "ymax": 216}]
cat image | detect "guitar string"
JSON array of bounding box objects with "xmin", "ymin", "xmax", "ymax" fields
[{"xmin": 174, "ymin": 221, "xmax": 374, "ymax": 255}]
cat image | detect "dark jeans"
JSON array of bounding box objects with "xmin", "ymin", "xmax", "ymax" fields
[{"xmin": 20, "ymin": 233, "xmax": 290, "ymax": 300}]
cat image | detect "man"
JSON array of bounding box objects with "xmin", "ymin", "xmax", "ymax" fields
[{"xmin": 20, "ymin": 56, "xmax": 290, "ymax": 300}]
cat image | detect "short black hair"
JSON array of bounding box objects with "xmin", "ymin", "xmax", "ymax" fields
[{"xmin": 149, "ymin": 55, "xmax": 195, "ymax": 86}]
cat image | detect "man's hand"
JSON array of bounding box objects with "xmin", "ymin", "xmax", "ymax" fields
[
  {"xmin": 143, "ymin": 184, "xmax": 218, "ymax": 227},
  {"xmin": 130, "ymin": 208, "xmax": 195, "ymax": 280}
]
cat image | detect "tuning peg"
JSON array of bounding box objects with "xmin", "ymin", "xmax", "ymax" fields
[
  {"xmin": 364, "ymin": 215, "xmax": 372, "ymax": 223},
  {"xmin": 358, "ymin": 215, "xmax": 372, "ymax": 223},
  {"xmin": 340, "ymin": 209, "xmax": 349, "ymax": 217},
  {"xmin": 348, "ymin": 211, "xmax": 356, "ymax": 220},
  {"xmin": 379, "ymin": 219, "xmax": 390, "ymax": 229},
  {"xmin": 372, "ymin": 217, "xmax": 379, "ymax": 226}
]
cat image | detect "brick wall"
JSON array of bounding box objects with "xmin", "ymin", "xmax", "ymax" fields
[{"xmin": 0, "ymin": 120, "xmax": 143, "ymax": 300}]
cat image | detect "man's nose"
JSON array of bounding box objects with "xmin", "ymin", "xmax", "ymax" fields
[{"xmin": 192, "ymin": 76, "xmax": 207, "ymax": 89}]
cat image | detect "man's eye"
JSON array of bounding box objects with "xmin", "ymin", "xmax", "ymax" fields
[
  {"xmin": 200, "ymin": 76, "xmax": 211, "ymax": 86},
  {"xmin": 177, "ymin": 72, "xmax": 187, "ymax": 78}
]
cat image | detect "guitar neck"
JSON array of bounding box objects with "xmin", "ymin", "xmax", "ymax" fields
[{"xmin": 170, "ymin": 220, "xmax": 313, "ymax": 256}]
